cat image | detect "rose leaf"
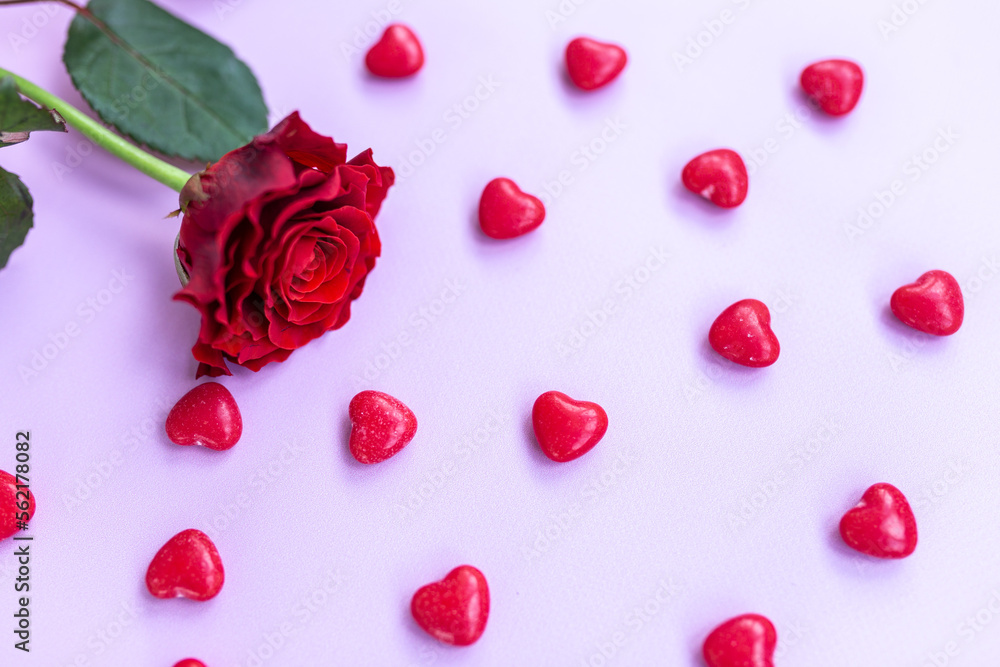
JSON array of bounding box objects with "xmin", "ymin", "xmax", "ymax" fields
[
  {"xmin": 63, "ymin": 0, "xmax": 268, "ymax": 162},
  {"xmin": 0, "ymin": 76, "xmax": 67, "ymax": 148},
  {"xmin": 0, "ymin": 167, "xmax": 33, "ymax": 269}
]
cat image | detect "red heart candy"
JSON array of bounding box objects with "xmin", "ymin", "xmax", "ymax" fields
[
  {"xmin": 565, "ymin": 37, "xmax": 627, "ymax": 91},
  {"xmin": 839, "ymin": 483, "xmax": 918, "ymax": 559},
  {"xmin": 166, "ymin": 382, "xmax": 243, "ymax": 451},
  {"xmin": 411, "ymin": 565, "xmax": 489, "ymax": 646},
  {"xmin": 365, "ymin": 24, "xmax": 424, "ymax": 78},
  {"xmin": 709, "ymin": 299, "xmax": 780, "ymax": 368},
  {"xmin": 532, "ymin": 391, "xmax": 608, "ymax": 462},
  {"xmin": 682, "ymin": 149, "xmax": 748, "ymax": 208},
  {"xmin": 478, "ymin": 178, "xmax": 545, "ymax": 240},
  {"xmin": 173, "ymin": 661, "xmax": 206, "ymax": 667},
  {"xmin": 800, "ymin": 59, "xmax": 864, "ymax": 116},
  {"xmin": 890, "ymin": 269, "xmax": 964, "ymax": 336},
  {"xmin": 0, "ymin": 469, "xmax": 35, "ymax": 540},
  {"xmin": 348, "ymin": 390, "xmax": 417, "ymax": 464},
  {"xmin": 146, "ymin": 529, "xmax": 225, "ymax": 601},
  {"xmin": 703, "ymin": 614, "xmax": 777, "ymax": 667}
]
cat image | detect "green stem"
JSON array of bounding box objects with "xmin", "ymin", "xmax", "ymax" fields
[{"xmin": 0, "ymin": 68, "xmax": 191, "ymax": 192}]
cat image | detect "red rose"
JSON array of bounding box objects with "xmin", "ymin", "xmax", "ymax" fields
[{"xmin": 174, "ymin": 113, "xmax": 394, "ymax": 377}]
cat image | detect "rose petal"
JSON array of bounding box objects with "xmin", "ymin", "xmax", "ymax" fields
[
  {"xmin": 267, "ymin": 112, "xmax": 348, "ymax": 172},
  {"xmin": 348, "ymin": 149, "xmax": 396, "ymax": 217},
  {"xmin": 175, "ymin": 114, "xmax": 390, "ymax": 377}
]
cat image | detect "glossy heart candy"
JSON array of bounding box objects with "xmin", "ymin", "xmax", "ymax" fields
[
  {"xmin": 532, "ymin": 391, "xmax": 608, "ymax": 462},
  {"xmin": 709, "ymin": 299, "xmax": 780, "ymax": 368},
  {"xmin": 0, "ymin": 469, "xmax": 35, "ymax": 540},
  {"xmin": 146, "ymin": 529, "xmax": 225, "ymax": 601},
  {"xmin": 348, "ymin": 390, "xmax": 417, "ymax": 464},
  {"xmin": 682, "ymin": 149, "xmax": 748, "ymax": 208},
  {"xmin": 565, "ymin": 37, "xmax": 627, "ymax": 91},
  {"xmin": 173, "ymin": 661, "xmax": 206, "ymax": 667},
  {"xmin": 479, "ymin": 178, "xmax": 546, "ymax": 240},
  {"xmin": 800, "ymin": 59, "xmax": 864, "ymax": 116},
  {"xmin": 166, "ymin": 382, "xmax": 242, "ymax": 451},
  {"xmin": 411, "ymin": 565, "xmax": 489, "ymax": 646},
  {"xmin": 839, "ymin": 483, "xmax": 918, "ymax": 559},
  {"xmin": 703, "ymin": 614, "xmax": 777, "ymax": 667},
  {"xmin": 365, "ymin": 24, "xmax": 424, "ymax": 78},
  {"xmin": 890, "ymin": 269, "xmax": 964, "ymax": 336}
]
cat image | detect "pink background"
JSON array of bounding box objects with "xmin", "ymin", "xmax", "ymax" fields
[{"xmin": 2, "ymin": 1, "xmax": 1000, "ymax": 665}]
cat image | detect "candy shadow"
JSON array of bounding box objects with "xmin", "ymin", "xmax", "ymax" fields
[
  {"xmin": 401, "ymin": 596, "xmax": 436, "ymax": 645},
  {"xmin": 666, "ymin": 181, "xmax": 740, "ymax": 229},
  {"xmin": 824, "ymin": 520, "xmax": 908, "ymax": 581},
  {"xmin": 522, "ymin": 414, "xmax": 560, "ymax": 470},
  {"xmin": 878, "ymin": 305, "xmax": 951, "ymax": 356},
  {"xmin": 468, "ymin": 206, "xmax": 493, "ymax": 246},
  {"xmin": 467, "ymin": 206, "xmax": 541, "ymax": 254},
  {"xmin": 158, "ymin": 428, "xmax": 234, "ymax": 463},
  {"xmin": 690, "ymin": 642, "xmax": 705, "ymax": 666},
  {"xmin": 696, "ymin": 336, "xmax": 770, "ymax": 385},
  {"xmin": 338, "ymin": 415, "xmax": 418, "ymax": 476},
  {"xmin": 556, "ymin": 66, "xmax": 625, "ymax": 113},
  {"xmin": 139, "ymin": 580, "xmax": 218, "ymax": 621},
  {"xmin": 879, "ymin": 305, "xmax": 913, "ymax": 335},
  {"xmin": 358, "ymin": 71, "xmax": 424, "ymax": 96},
  {"xmin": 787, "ymin": 86, "xmax": 854, "ymax": 138},
  {"xmin": 825, "ymin": 524, "xmax": 874, "ymax": 575},
  {"xmin": 826, "ymin": 522, "xmax": 856, "ymax": 559},
  {"xmin": 338, "ymin": 416, "xmax": 368, "ymax": 470}
]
